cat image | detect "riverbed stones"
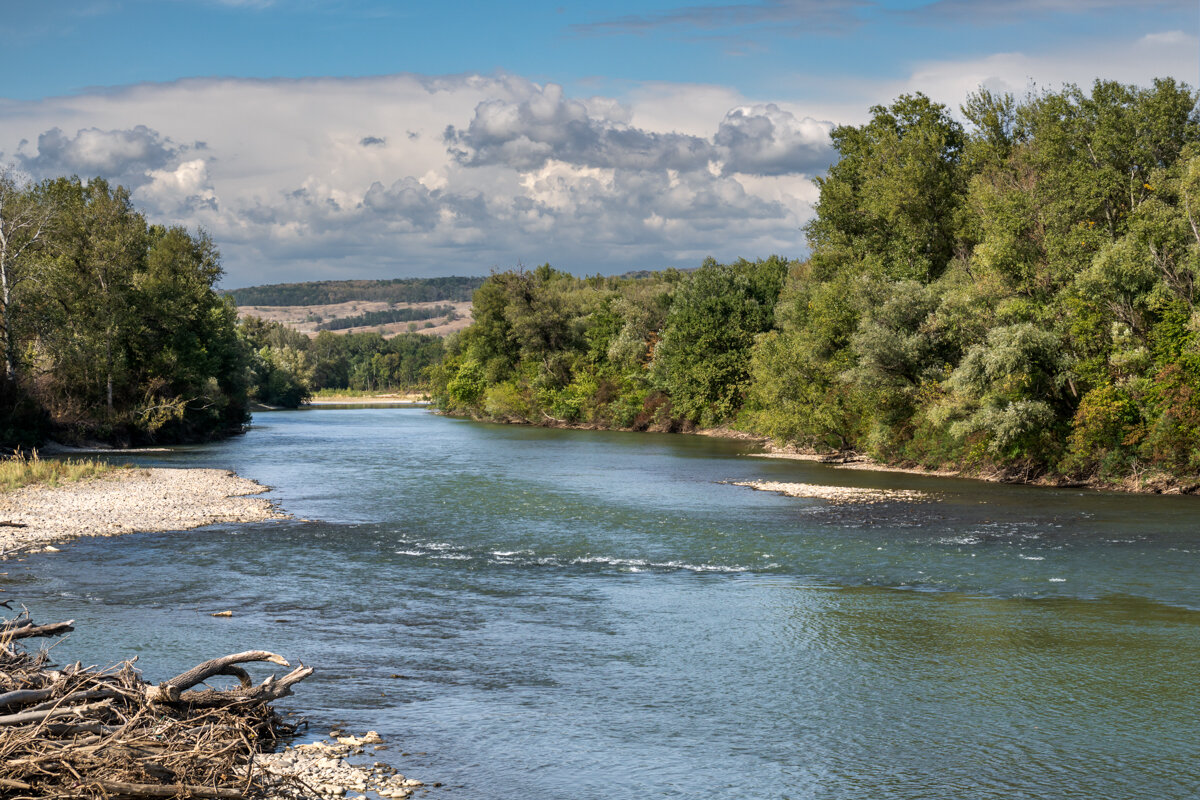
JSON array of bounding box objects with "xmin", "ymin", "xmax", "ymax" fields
[
  {"xmin": 732, "ymin": 479, "xmax": 933, "ymax": 504},
  {"xmin": 258, "ymin": 733, "xmax": 427, "ymax": 800},
  {"xmin": 0, "ymin": 467, "xmax": 288, "ymax": 554}
]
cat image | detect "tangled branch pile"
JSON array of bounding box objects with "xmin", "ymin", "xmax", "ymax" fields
[{"xmin": 0, "ymin": 609, "xmax": 314, "ymax": 799}]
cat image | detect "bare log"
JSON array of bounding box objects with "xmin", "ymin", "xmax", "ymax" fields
[
  {"xmin": 96, "ymin": 780, "xmax": 244, "ymax": 799},
  {"xmin": 180, "ymin": 666, "xmax": 314, "ymax": 707},
  {"xmin": 0, "ymin": 698, "xmax": 112, "ymax": 726},
  {"xmin": 0, "ymin": 616, "xmax": 33, "ymax": 631},
  {"xmin": 0, "ymin": 686, "xmax": 56, "ymax": 709},
  {"xmin": 25, "ymin": 687, "xmax": 120, "ymax": 713},
  {"xmin": 3, "ymin": 619, "xmax": 74, "ymax": 640},
  {"xmin": 164, "ymin": 651, "xmax": 290, "ymax": 691}
]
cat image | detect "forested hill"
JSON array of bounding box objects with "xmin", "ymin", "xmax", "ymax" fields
[
  {"xmin": 433, "ymin": 78, "xmax": 1200, "ymax": 489},
  {"xmin": 228, "ymin": 276, "xmax": 484, "ymax": 306}
]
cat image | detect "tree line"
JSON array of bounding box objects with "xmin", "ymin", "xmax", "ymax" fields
[
  {"xmin": 433, "ymin": 78, "xmax": 1200, "ymax": 486},
  {"xmin": 0, "ymin": 173, "xmax": 249, "ymax": 447},
  {"xmin": 229, "ymin": 276, "xmax": 484, "ymax": 307},
  {"xmin": 316, "ymin": 304, "xmax": 455, "ymax": 331},
  {"xmin": 0, "ymin": 172, "xmax": 447, "ymax": 448},
  {"xmin": 239, "ymin": 318, "xmax": 444, "ymax": 406}
]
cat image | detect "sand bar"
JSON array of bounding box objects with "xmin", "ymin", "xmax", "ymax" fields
[
  {"xmin": 0, "ymin": 468, "xmax": 288, "ymax": 554},
  {"xmin": 305, "ymin": 397, "xmax": 427, "ymax": 406}
]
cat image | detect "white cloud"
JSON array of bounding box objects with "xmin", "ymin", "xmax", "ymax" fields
[
  {"xmin": 140, "ymin": 158, "xmax": 218, "ymax": 214},
  {"xmin": 0, "ymin": 25, "xmax": 1190, "ymax": 287},
  {"xmin": 715, "ymin": 104, "xmax": 834, "ymax": 176},
  {"xmin": 902, "ymin": 29, "xmax": 1198, "ymax": 111},
  {"xmin": 0, "ymin": 73, "xmax": 826, "ymax": 285},
  {"xmin": 20, "ymin": 125, "xmax": 181, "ymax": 184}
]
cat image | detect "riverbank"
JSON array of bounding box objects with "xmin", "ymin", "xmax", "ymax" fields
[
  {"xmin": 445, "ymin": 413, "xmax": 1200, "ymax": 497},
  {"xmin": 0, "ymin": 467, "xmax": 288, "ymax": 555},
  {"xmin": 732, "ymin": 479, "xmax": 935, "ymax": 504},
  {"xmin": 738, "ymin": 439, "xmax": 1200, "ymax": 495}
]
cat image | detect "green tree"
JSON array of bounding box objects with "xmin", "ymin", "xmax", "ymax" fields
[
  {"xmin": 653, "ymin": 256, "xmax": 788, "ymax": 426},
  {"xmin": 807, "ymin": 93, "xmax": 966, "ymax": 285}
]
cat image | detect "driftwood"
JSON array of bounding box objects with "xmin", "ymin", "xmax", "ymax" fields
[{"xmin": 0, "ymin": 608, "xmax": 313, "ymax": 798}]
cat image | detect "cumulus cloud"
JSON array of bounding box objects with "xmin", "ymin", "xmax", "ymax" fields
[
  {"xmin": 447, "ymin": 82, "xmax": 833, "ymax": 177},
  {"xmin": 140, "ymin": 158, "xmax": 219, "ymax": 214},
  {"xmin": 0, "ymin": 35, "xmax": 1182, "ymax": 287},
  {"xmin": 715, "ymin": 104, "xmax": 834, "ymax": 175},
  {"xmin": 20, "ymin": 125, "xmax": 181, "ymax": 185},
  {"xmin": 446, "ymin": 83, "xmax": 715, "ymax": 172}
]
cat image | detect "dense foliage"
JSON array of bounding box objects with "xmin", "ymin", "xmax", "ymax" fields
[
  {"xmin": 229, "ymin": 277, "xmax": 483, "ymax": 306},
  {"xmin": 435, "ymin": 79, "xmax": 1200, "ymax": 486},
  {"xmin": 317, "ymin": 304, "xmax": 455, "ymax": 331},
  {"xmin": 432, "ymin": 259, "xmax": 789, "ymax": 430},
  {"xmin": 0, "ymin": 174, "xmax": 250, "ymax": 447}
]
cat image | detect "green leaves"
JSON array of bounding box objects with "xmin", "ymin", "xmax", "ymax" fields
[
  {"xmin": 653, "ymin": 257, "xmax": 788, "ymax": 426},
  {"xmin": 809, "ymin": 93, "xmax": 965, "ymax": 285},
  {"xmin": 0, "ymin": 176, "xmax": 254, "ymax": 445}
]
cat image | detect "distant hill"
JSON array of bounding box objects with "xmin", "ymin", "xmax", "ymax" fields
[
  {"xmin": 228, "ymin": 276, "xmax": 486, "ymax": 306},
  {"xmin": 317, "ymin": 304, "xmax": 456, "ymax": 331}
]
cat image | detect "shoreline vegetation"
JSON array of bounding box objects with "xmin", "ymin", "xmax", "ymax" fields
[
  {"xmin": 306, "ymin": 389, "xmax": 430, "ymax": 405},
  {"xmin": 0, "ymin": 171, "xmax": 458, "ymax": 449},
  {"xmin": 429, "ymin": 79, "xmax": 1200, "ymax": 498},
  {"xmin": 0, "ymin": 452, "xmax": 124, "ymax": 493}
]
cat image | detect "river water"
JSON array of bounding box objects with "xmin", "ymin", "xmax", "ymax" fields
[{"xmin": 9, "ymin": 408, "xmax": 1200, "ymax": 799}]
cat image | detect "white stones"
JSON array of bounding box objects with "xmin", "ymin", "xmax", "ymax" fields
[
  {"xmin": 336, "ymin": 730, "xmax": 384, "ymax": 747},
  {"xmin": 256, "ymin": 730, "xmax": 428, "ymax": 800}
]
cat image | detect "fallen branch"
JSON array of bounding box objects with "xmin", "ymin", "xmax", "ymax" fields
[
  {"xmin": 3, "ymin": 619, "xmax": 75, "ymax": 640},
  {"xmin": 165, "ymin": 651, "xmax": 290, "ymax": 691},
  {"xmin": 96, "ymin": 780, "xmax": 245, "ymax": 799}
]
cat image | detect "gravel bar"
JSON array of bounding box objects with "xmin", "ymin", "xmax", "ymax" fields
[
  {"xmin": 732, "ymin": 479, "xmax": 934, "ymax": 504},
  {"xmin": 0, "ymin": 467, "xmax": 288, "ymax": 554}
]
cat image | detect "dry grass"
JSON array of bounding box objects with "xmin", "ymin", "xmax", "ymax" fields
[{"xmin": 0, "ymin": 452, "xmax": 125, "ymax": 493}]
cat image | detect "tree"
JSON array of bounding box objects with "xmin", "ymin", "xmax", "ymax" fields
[
  {"xmin": 653, "ymin": 256, "xmax": 788, "ymax": 425},
  {"xmin": 807, "ymin": 93, "xmax": 966, "ymax": 285},
  {"xmin": 38, "ymin": 177, "xmax": 147, "ymax": 415},
  {"xmin": 0, "ymin": 167, "xmax": 53, "ymax": 384}
]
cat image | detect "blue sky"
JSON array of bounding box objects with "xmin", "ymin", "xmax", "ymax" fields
[{"xmin": 1, "ymin": 0, "xmax": 1196, "ymax": 286}]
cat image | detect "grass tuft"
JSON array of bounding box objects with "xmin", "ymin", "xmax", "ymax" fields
[{"xmin": 0, "ymin": 451, "xmax": 125, "ymax": 493}]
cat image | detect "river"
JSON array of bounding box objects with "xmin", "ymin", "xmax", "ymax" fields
[{"xmin": 9, "ymin": 408, "xmax": 1200, "ymax": 798}]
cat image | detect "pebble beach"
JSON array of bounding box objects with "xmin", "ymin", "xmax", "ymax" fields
[{"xmin": 0, "ymin": 467, "xmax": 288, "ymax": 555}]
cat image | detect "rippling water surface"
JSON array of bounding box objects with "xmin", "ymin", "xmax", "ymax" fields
[{"xmin": 10, "ymin": 408, "xmax": 1200, "ymax": 798}]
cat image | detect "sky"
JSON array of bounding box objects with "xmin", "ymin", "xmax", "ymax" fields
[{"xmin": 0, "ymin": 1, "xmax": 1197, "ymax": 288}]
